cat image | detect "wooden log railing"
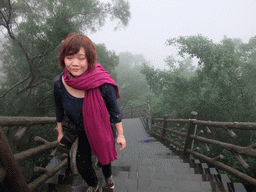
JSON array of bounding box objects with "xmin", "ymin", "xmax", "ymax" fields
[
  {"xmin": 150, "ymin": 111, "xmax": 256, "ymax": 187},
  {"xmin": 0, "ymin": 102, "xmax": 151, "ymax": 192},
  {"xmin": 121, "ymin": 101, "xmax": 150, "ymax": 118},
  {"xmin": 2, "ymin": 105, "xmax": 256, "ymax": 190},
  {"xmin": 0, "ymin": 116, "xmax": 78, "ymax": 192},
  {"xmin": 121, "ymin": 102, "xmax": 151, "ymax": 132}
]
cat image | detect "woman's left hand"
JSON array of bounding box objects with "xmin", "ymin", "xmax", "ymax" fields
[{"xmin": 116, "ymin": 136, "xmax": 126, "ymax": 150}]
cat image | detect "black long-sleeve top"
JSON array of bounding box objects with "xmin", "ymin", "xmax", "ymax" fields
[{"xmin": 53, "ymin": 73, "xmax": 122, "ymax": 129}]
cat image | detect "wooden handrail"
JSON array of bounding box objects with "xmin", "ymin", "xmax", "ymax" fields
[
  {"xmin": 1, "ymin": 105, "xmax": 255, "ymax": 191},
  {"xmin": 0, "ymin": 116, "xmax": 56, "ymax": 126},
  {"xmin": 121, "ymin": 102, "xmax": 150, "ymax": 118},
  {"xmin": 150, "ymin": 111, "xmax": 256, "ymax": 187},
  {"xmin": 0, "ymin": 103, "xmax": 150, "ymax": 191},
  {"xmin": 0, "ymin": 117, "xmax": 66, "ymax": 192}
]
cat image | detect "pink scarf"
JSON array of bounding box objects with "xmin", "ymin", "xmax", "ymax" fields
[{"xmin": 63, "ymin": 63, "xmax": 120, "ymax": 165}]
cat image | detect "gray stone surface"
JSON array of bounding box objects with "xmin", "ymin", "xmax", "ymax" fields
[
  {"xmin": 112, "ymin": 118, "xmax": 213, "ymax": 191},
  {"xmin": 51, "ymin": 118, "xmax": 216, "ymax": 192}
]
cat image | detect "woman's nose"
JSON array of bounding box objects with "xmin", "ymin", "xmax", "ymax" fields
[{"xmin": 72, "ymin": 58, "xmax": 79, "ymax": 66}]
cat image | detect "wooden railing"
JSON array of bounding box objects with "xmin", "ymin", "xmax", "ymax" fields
[
  {"xmin": 1, "ymin": 105, "xmax": 255, "ymax": 191},
  {"xmin": 150, "ymin": 111, "xmax": 256, "ymax": 188},
  {"xmin": 121, "ymin": 102, "xmax": 151, "ymax": 134},
  {"xmin": 0, "ymin": 102, "xmax": 151, "ymax": 192},
  {"xmin": 0, "ymin": 116, "xmax": 78, "ymax": 192},
  {"xmin": 121, "ymin": 101, "xmax": 150, "ymax": 118}
]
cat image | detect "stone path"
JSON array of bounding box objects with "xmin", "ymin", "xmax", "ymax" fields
[
  {"xmin": 43, "ymin": 118, "xmax": 216, "ymax": 192},
  {"xmin": 110, "ymin": 118, "xmax": 213, "ymax": 192}
]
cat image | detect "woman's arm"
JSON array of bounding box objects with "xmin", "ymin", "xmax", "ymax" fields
[
  {"xmin": 57, "ymin": 122, "xmax": 65, "ymax": 146},
  {"xmin": 53, "ymin": 75, "xmax": 65, "ymax": 146},
  {"xmin": 115, "ymin": 122, "xmax": 126, "ymax": 150},
  {"xmin": 100, "ymin": 84, "xmax": 126, "ymax": 150}
]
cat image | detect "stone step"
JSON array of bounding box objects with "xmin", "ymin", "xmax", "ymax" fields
[
  {"xmin": 47, "ymin": 118, "xmax": 231, "ymax": 192},
  {"xmin": 111, "ymin": 171, "xmax": 213, "ymax": 192}
]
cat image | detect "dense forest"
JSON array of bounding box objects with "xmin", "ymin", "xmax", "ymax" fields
[
  {"xmin": 141, "ymin": 35, "xmax": 256, "ymax": 185},
  {"xmin": 1, "ymin": 0, "xmax": 256, "ymax": 187}
]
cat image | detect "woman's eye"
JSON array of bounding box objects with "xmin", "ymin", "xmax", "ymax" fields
[
  {"xmin": 66, "ymin": 56, "xmax": 73, "ymax": 59},
  {"xmin": 79, "ymin": 58, "xmax": 86, "ymax": 60}
]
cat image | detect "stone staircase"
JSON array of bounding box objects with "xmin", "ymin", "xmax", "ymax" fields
[{"xmin": 37, "ymin": 118, "xmax": 241, "ymax": 192}]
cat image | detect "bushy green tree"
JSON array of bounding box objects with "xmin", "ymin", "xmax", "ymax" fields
[
  {"xmin": 116, "ymin": 52, "xmax": 151, "ymax": 108},
  {"xmin": 95, "ymin": 43, "xmax": 119, "ymax": 81},
  {"xmin": 141, "ymin": 56, "xmax": 197, "ymax": 118},
  {"xmin": 142, "ymin": 34, "xmax": 256, "ymax": 185},
  {"xmin": 0, "ymin": 0, "xmax": 131, "ymax": 116}
]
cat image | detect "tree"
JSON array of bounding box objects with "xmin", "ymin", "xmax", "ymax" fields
[
  {"xmin": 116, "ymin": 52, "xmax": 151, "ymax": 108},
  {"xmin": 142, "ymin": 35, "xmax": 256, "ymax": 185},
  {"xmin": 141, "ymin": 56, "xmax": 196, "ymax": 118},
  {"xmin": 0, "ymin": 0, "xmax": 131, "ymax": 116},
  {"xmin": 95, "ymin": 43, "xmax": 119, "ymax": 81},
  {"xmin": 165, "ymin": 35, "xmax": 256, "ymax": 122}
]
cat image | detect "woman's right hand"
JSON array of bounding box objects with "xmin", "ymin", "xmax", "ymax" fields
[
  {"xmin": 57, "ymin": 122, "xmax": 65, "ymax": 146},
  {"xmin": 57, "ymin": 132, "xmax": 65, "ymax": 146}
]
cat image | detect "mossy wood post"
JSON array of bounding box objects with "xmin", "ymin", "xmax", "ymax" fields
[
  {"xmin": 183, "ymin": 111, "xmax": 198, "ymax": 159},
  {"xmin": 0, "ymin": 126, "xmax": 30, "ymax": 192},
  {"xmin": 162, "ymin": 115, "xmax": 168, "ymax": 140}
]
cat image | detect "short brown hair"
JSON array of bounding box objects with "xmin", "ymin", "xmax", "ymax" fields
[{"xmin": 58, "ymin": 33, "xmax": 97, "ymax": 71}]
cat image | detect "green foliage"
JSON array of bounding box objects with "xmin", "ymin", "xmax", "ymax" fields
[
  {"xmin": 95, "ymin": 43, "xmax": 119, "ymax": 80},
  {"xmin": 116, "ymin": 52, "xmax": 151, "ymax": 108},
  {"xmin": 141, "ymin": 56, "xmax": 197, "ymax": 119},
  {"xmin": 0, "ymin": 0, "xmax": 131, "ymax": 116},
  {"xmin": 144, "ymin": 34, "xmax": 256, "ymax": 185},
  {"xmin": 143, "ymin": 34, "xmax": 256, "ymax": 122}
]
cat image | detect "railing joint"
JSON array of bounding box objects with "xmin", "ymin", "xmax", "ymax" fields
[
  {"xmin": 193, "ymin": 147, "xmax": 200, "ymax": 152},
  {"xmin": 34, "ymin": 167, "xmax": 48, "ymax": 174},
  {"xmin": 224, "ymin": 127, "xmax": 237, "ymax": 138},
  {"xmin": 34, "ymin": 136, "xmax": 49, "ymax": 145},
  {"xmin": 196, "ymin": 130, "xmax": 204, "ymax": 136},
  {"xmin": 213, "ymin": 154, "xmax": 224, "ymax": 161},
  {"xmin": 204, "ymin": 143, "xmax": 210, "ymax": 152},
  {"xmin": 50, "ymin": 146, "xmax": 59, "ymax": 157},
  {"xmin": 205, "ymin": 126, "xmax": 212, "ymax": 134},
  {"xmin": 14, "ymin": 126, "xmax": 31, "ymax": 140},
  {"xmin": 232, "ymin": 151, "xmax": 249, "ymax": 168}
]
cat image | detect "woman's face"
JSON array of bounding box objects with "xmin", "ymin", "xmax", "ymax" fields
[{"xmin": 64, "ymin": 47, "xmax": 88, "ymax": 77}]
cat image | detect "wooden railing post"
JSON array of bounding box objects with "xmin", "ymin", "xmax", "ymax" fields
[
  {"xmin": 162, "ymin": 115, "xmax": 168, "ymax": 140},
  {"xmin": 130, "ymin": 104, "xmax": 133, "ymax": 118},
  {"xmin": 0, "ymin": 126, "xmax": 30, "ymax": 192},
  {"xmin": 183, "ymin": 111, "xmax": 198, "ymax": 159},
  {"xmin": 151, "ymin": 118, "xmax": 154, "ymax": 128},
  {"xmin": 146, "ymin": 101, "xmax": 150, "ymax": 130},
  {"xmin": 147, "ymin": 100, "xmax": 150, "ymax": 116}
]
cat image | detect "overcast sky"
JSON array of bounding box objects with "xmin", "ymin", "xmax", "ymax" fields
[{"xmin": 88, "ymin": 0, "xmax": 256, "ymax": 69}]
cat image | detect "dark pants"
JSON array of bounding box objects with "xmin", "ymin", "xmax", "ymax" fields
[{"xmin": 66, "ymin": 130, "xmax": 112, "ymax": 187}]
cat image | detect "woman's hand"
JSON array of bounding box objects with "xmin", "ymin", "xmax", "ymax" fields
[
  {"xmin": 116, "ymin": 136, "xmax": 126, "ymax": 150},
  {"xmin": 57, "ymin": 132, "xmax": 65, "ymax": 146},
  {"xmin": 57, "ymin": 122, "xmax": 65, "ymax": 146}
]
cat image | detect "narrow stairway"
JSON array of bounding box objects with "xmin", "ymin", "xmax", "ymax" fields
[
  {"xmin": 110, "ymin": 118, "xmax": 215, "ymax": 192},
  {"xmin": 44, "ymin": 118, "xmax": 226, "ymax": 192}
]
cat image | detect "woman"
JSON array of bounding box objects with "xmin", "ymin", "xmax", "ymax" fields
[{"xmin": 53, "ymin": 33, "xmax": 126, "ymax": 192}]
